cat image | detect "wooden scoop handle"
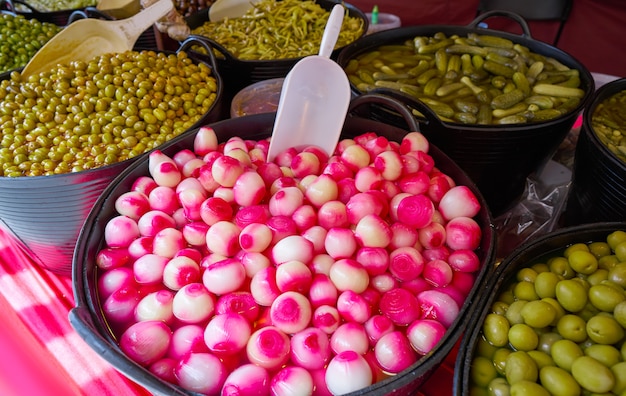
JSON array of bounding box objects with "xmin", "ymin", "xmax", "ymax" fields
[{"xmin": 111, "ymin": 0, "xmax": 174, "ymax": 48}]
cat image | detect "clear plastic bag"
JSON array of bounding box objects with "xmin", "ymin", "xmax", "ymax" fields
[{"xmin": 494, "ymin": 160, "xmax": 572, "ymax": 259}]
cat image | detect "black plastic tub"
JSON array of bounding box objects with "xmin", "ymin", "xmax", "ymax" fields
[
  {"xmin": 336, "ymin": 11, "xmax": 595, "ymax": 217},
  {"xmin": 0, "ymin": 37, "xmax": 224, "ymax": 276},
  {"xmin": 71, "ymin": 93, "xmax": 496, "ymax": 396},
  {"xmin": 184, "ymin": 0, "xmax": 368, "ymax": 93},
  {"xmin": 563, "ymin": 78, "xmax": 626, "ymax": 225},
  {"xmin": 0, "ymin": 0, "xmax": 94, "ymax": 25},
  {"xmin": 453, "ymin": 221, "xmax": 626, "ymax": 395}
]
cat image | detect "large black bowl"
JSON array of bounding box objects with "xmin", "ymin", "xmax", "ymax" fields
[
  {"xmin": 0, "ymin": 37, "xmax": 224, "ymax": 276},
  {"xmin": 70, "ymin": 93, "xmax": 496, "ymax": 396},
  {"xmin": 453, "ymin": 221, "xmax": 626, "ymax": 395},
  {"xmin": 563, "ymin": 78, "xmax": 626, "ymax": 225},
  {"xmin": 184, "ymin": 0, "xmax": 368, "ymax": 93},
  {"xmin": 336, "ymin": 10, "xmax": 595, "ymax": 217},
  {"xmin": 0, "ymin": 0, "xmax": 94, "ymax": 25}
]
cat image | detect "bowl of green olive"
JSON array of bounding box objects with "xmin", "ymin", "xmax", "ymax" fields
[
  {"xmin": 563, "ymin": 78, "xmax": 626, "ymax": 226},
  {"xmin": 453, "ymin": 222, "xmax": 626, "ymax": 396},
  {"xmin": 0, "ymin": 10, "xmax": 63, "ymax": 74},
  {"xmin": 184, "ymin": 0, "xmax": 368, "ymax": 92},
  {"xmin": 0, "ymin": 37, "xmax": 224, "ymax": 276},
  {"xmin": 1, "ymin": 0, "xmax": 97, "ymax": 25}
]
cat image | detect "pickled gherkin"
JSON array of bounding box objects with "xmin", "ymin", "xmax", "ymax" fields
[
  {"xmin": 590, "ymin": 89, "xmax": 626, "ymax": 163},
  {"xmin": 344, "ymin": 31, "xmax": 587, "ymax": 125}
]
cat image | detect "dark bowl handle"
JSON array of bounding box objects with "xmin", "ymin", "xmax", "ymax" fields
[
  {"xmin": 467, "ymin": 9, "xmax": 533, "ymax": 40},
  {"xmin": 186, "ymin": 34, "xmax": 237, "ymax": 63},
  {"xmin": 179, "ymin": 35, "xmax": 221, "ymax": 75},
  {"xmin": 4, "ymin": 0, "xmax": 36, "ymax": 13},
  {"xmin": 353, "ymin": 87, "xmax": 448, "ymax": 132},
  {"xmin": 0, "ymin": 0, "xmax": 16, "ymax": 14}
]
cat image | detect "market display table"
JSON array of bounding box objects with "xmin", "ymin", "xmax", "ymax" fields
[{"xmin": 0, "ymin": 227, "xmax": 456, "ymax": 396}]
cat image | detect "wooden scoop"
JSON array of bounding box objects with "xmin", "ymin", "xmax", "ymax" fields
[
  {"xmin": 208, "ymin": 0, "xmax": 262, "ymax": 22},
  {"xmin": 20, "ymin": 0, "xmax": 173, "ymax": 79}
]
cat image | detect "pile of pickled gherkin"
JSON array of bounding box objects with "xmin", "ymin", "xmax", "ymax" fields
[
  {"xmin": 469, "ymin": 230, "xmax": 626, "ymax": 396},
  {"xmin": 344, "ymin": 32, "xmax": 586, "ymax": 126},
  {"xmin": 591, "ymin": 89, "xmax": 626, "ymax": 163},
  {"xmin": 0, "ymin": 50, "xmax": 219, "ymax": 177},
  {"xmin": 191, "ymin": 0, "xmax": 365, "ymax": 60},
  {"xmin": 0, "ymin": 14, "xmax": 62, "ymax": 74}
]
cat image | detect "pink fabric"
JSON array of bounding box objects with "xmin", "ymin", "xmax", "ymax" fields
[
  {"xmin": 0, "ymin": 226, "xmax": 455, "ymax": 395},
  {"xmin": 0, "ymin": 227, "xmax": 151, "ymax": 396}
]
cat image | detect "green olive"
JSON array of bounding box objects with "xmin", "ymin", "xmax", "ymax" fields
[
  {"xmin": 613, "ymin": 300, "xmax": 626, "ymax": 328},
  {"xmin": 539, "ymin": 365, "xmax": 581, "ymax": 396},
  {"xmin": 571, "ymin": 355, "xmax": 615, "ymax": 393},
  {"xmin": 586, "ymin": 314, "xmax": 624, "ymax": 345},
  {"xmin": 549, "ymin": 256, "xmax": 576, "ymax": 279},
  {"xmin": 588, "ymin": 283, "xmax": 626, "ymax": 312},
  {"xmin": 615, "ymin": 241, "xmax": 626, "ymax": 262},
  {"xmin": 509, "ymin": 380, "xmax": 550, "ymax": 396},
  {"xmin": 513, "ymin": 281, "xmax": 539, "ymax": 301},
  {"xmin": 526, "ymin": 350, "xmax": 555, "ymax": 369},
  {"xmin": 508, "ymin": 323, "xmax": 539, "ymax": 351},
  {"xmin": 584, "ymin": 344, "xmax": 621, "ymax": 368},
  {"xmin": 487, "ymin": 377, "xmax": 510, "ymax": 396},
  {"xmin": 537, "ymin": 331, "xmax": 563, "ymax": 354},
  {"xmin": 534, "ymin": 271, "xmax": 561, "ymax": 298},
  {"xmin": 551, "ymin": 339, "xmax": 584, "ymax": 371},
  {"xmin": 520, "ymin": 300, "xmax": 557, "ymax": 328},
  {"xmin": 611, "ymin": 361, "xmax": 626, "ymax": 394},
  {"xmin": 505, "ymin": 300, "xmax": 527, "ymax": 325},
  {"xmin": 568, "ymin": 250, "xmax": 599, "ymax": 275},
  {"xmin": 471, "ymin": 356, "xmax": 499, "ymax": 387},
  {"xmin": 589, "ymin": 241, "xmax": 613, "ymax": 258},
  {"xmin": 556, "ymin": 279, "xmax": 588, "ymax": 313},
  {"xmin": 556, "ymin": 314, "xmax": 588, "ymax": 343},
  {"xmin": 586, "ymin": 268, "xmax": 610, "ymax": 285},
  {"xmin": 608, "ymin": 263, "xmax": 626, "ymax": 288},
  {"xmin": 599, "ymin": 255, "xmax": 620, "ymax": 271},
  {"xmin": 492, "ymin": 348, "xmax": 512, "ymax": 376},
  {"xmin": 608, "ymin": 231, "xmax": 626, "ymax": 251},
  {"xmin": 484, "ymin": 313, "xmax": 511, "ymax": 347},
  {"xmin": 505, "ymin": 351, "xmax": 538, "ymax": 384}
]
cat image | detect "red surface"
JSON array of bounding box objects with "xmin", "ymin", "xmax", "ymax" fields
[{"xmin": 0, "ymin": 227, "xmax": 456, "ymax": 396}]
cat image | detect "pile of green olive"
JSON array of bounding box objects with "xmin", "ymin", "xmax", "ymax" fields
[
  {"xmin": 0, "ymin": 50, "xmax": 219, "ymax": 177},
  {"xmin": 14, "ymin": 0, "xmax": 96, "ymax": 12},
  {"xmin": 591, "ymin": 89, "xmax": 626, "ymax": 163},
  {"xmin": 344, "ymin": 32, "xmax": 586, "ymax": 125},
  {"xmin": 191, "ymin": 0, "xmax": 365, "ymax": 60},
  {"xmin": 0, "ymin": 14, "xmax": 62, "ymax": 74},
  {"xmin": 470, "ymin": 230, "xmax": 626, "ymax": 395}
]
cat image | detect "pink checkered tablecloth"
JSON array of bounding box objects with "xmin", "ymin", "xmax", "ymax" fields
[{"xmin": 0, "ymin": 226, "xmax": 457, "ymax": 396}]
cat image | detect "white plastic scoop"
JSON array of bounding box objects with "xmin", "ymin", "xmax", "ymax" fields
[
  {"xmin": 20, "ymin": 0, "xmax": 173, "ymax": 79},
  {"xmin": 267, "ymin": 4, "xmax": 350, "ymax": 162}
]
